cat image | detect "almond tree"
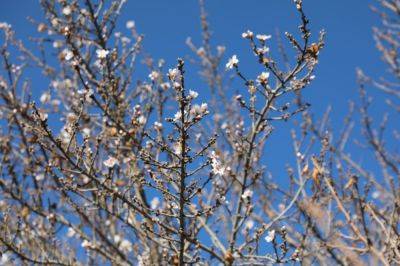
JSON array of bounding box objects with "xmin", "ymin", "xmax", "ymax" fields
[{"xmin": 1, "ymin": 0, "xmax": 397, "ymax": 265}]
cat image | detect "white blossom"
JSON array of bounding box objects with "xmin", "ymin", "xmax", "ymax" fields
[
  {"xmin": 137, "ymin": 255, "xmax": 144, "ymax": 266},
  {"xmin": 40, "ymin": 92, "xmax": 51, "ymax": 103},
  {"xmin": 241, "ymin": 189, "xmax": 253, "ymax": 199},
  {"xmin": 200, "ymin": 103, "xmax": 208, "ymax": 113},
  {"xmin": 82, "ymin": 128, "xmax": 91, "ymax": 137},
  {"xmin": 114, "ymin": 234, "xmax": 121, "ymax": 243},
  {"xmin": 126, "ymin": 20, "xmax": 135, "ymax": 29},
  {"xmin": 67, "ymin": 228, "xmax": 76, "ymax": 238},
  {"xmin": 372, "ymin": 191, "xmax": 380, "ymax": 199},
  {"xmin": 190, "ymin": 103, "xmax": 208, "ymax": 117},
  {"xmin": 160, "ymin": 82, "xmax": 170, "ymax": 90},
  {"xmin": 96, "ymin": 49, "xmax": 109, "ymax": 59},
  {"xmin": 172, "ymin": 82, "xmax": 181, "ymax": 90},
  {"xmin": 245, "ymin": 220, "xmax": 254, "ymax": 230},
  {"xmin": 256, "ymin": 34, "xmax": 272, "ymax": 41},
  {"xmin": 38, "ymin": 111, "xmax": 48, "ymax": 121},
  {"xmin": 170, "ymin": 202, "xmax": 179, "ymax": 209},
  {"xmin": 120, "ymin": 239, "xmax": 132, "ymax": 252},
  {"xmin": 197, "ymin": 47, "xmax": 206, "ymax": 56},
  {"xmin": 173, "ymin": 111, "xmax": 182, "ymax": 121},
  {"xmin": 150, "ymin": 197, "xmax": 160, "ymax": 209},
  {"xmin": 60, "ymin": 127, "xmax": 72, "ymax": 145},
  {"xmin": 257, "ymin": 72, "xmax": 270, "ymax": 84},
  {"xmin": 35, "ymin": 174, "xmax": 44, "ymax": 181},
  {"xmin": 226, "ymin": 55, "xmax": 239, "ymax": 69},
  {"xmin": 62, "ymin": 6, "xmax": 72, "ymax": 16},
  {"xmin": 188, "ymin": 90, "xmax": 198, "ymax": 99},
  {"xmin": 265, "ymin": 230, "xmax": 276, "ymax": 242},
  {"xmin": 168, "ymin": 68, "xmax": 180, "ymax": 81},
  {"xmin": 149, "ymin": 71, "xmax": 160, "ymax": 81},
  {"xmin": 248, "ymin": 84, "xmax": 257, "ymax": 94},
  {"xmin": 173, "ymin": 142, "xmax": 182, "ymax": 155},
  {"xmin": 242, "ymin": 30, "xmax": 254, "ymax": 39},
  {"xmin": 138, "ymin": 115, "xmax": 147, "ymax": 125},
  {"xmin": 53, "ymin": 41, "xmax": 63, "ymax": 48},
  {"xmin": 217, "ymin": 45, "xmax": 226, "ymax": 54},
  {"xmin": 121, "ymin": 36, "xmax": 131, "ymax": 44},
  {"xmin": 51, "ymin": 100, "xmax": 60, "ymax": 107},
  {"xmin": 63, "ymin": 49, "xmax": 74, "ymax": 61},
  {"xmin": 0, "ymin": 253, "xmax": 9, "ymax": 264},
  {"xmin": 0, "ymin": 22, "xmax": 11, "ymax": 30},
  {"xmin": 94, "ymin": 59, "xmax": 103, "ymax": 69},
  {"xmin": 210, "ymin": 151, "xmax": 227, "ymax": 177},
  {"xmin": 154, "ymin": 121, "xmax": 163, "ymax": 130},
  {"xmin": 256, "ymin": 46, "xmax": 270, "ymax": 55},
  {"xmin": 81, "ymin": 239, "xmax": 91, "ymax": 248},
  {"xmin": 104, "ymin": 156, "xmax": 119, "ymax": 168},
  {"xmin": 50, "ymin": 18, "xmax": 59, "ymax": 27}
]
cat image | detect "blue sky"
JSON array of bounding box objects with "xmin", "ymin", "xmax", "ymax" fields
[
  {"xmin": 0, "ymin": 0, "xmax": 383, "ymax": 115},
  {"xmin": 0, "ymin": 0, "xmax": 388, "ymax": 175}
]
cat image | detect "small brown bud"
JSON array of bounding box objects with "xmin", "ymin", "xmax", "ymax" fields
[
  {"xmin": 109, "ymin": 127, "xmax": 118, "ymax": 136},
  {"xmin": 224, "ymin": 251, "xmax": 234, "ymax": 264}
]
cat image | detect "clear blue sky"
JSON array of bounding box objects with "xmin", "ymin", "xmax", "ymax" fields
[{"xmin": 0, "ymin": 0, "xmax": 387, "ymax": 174}]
